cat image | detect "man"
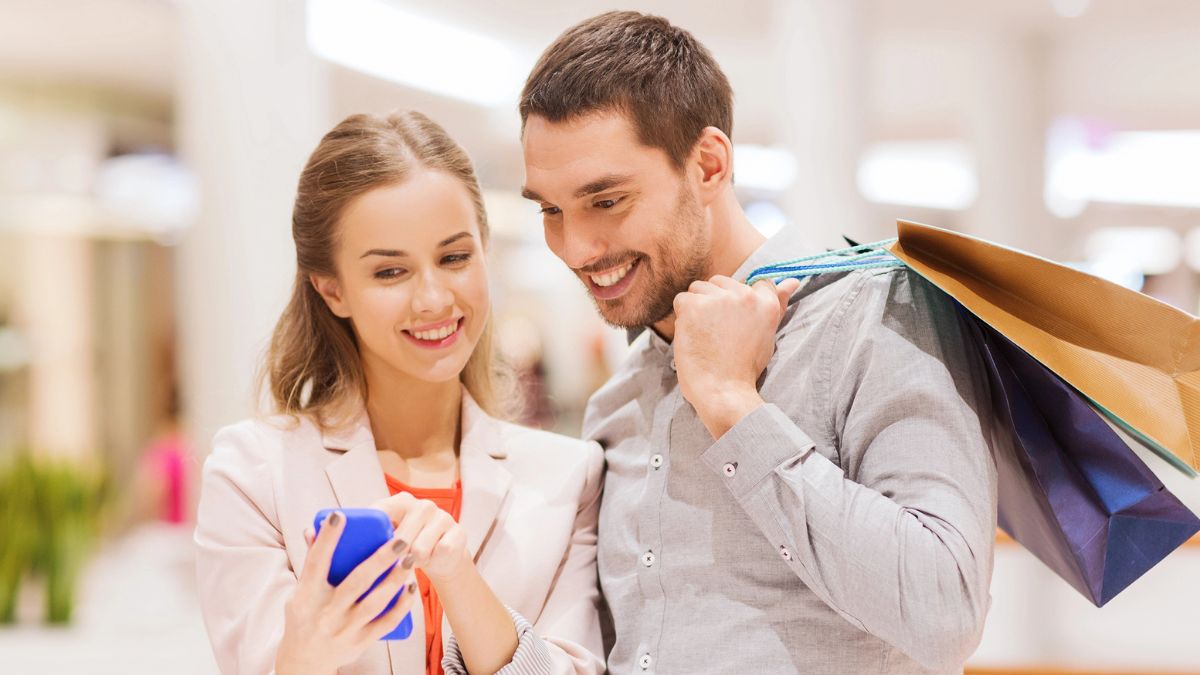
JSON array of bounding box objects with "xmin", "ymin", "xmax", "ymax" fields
[{"xmin": 519, "ymin": 11, "xmax": 999, "ymax": 675}]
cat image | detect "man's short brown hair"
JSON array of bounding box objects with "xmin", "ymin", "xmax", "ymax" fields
[{"xmin": 520, "ymin": 11, "xmax": 733, "ymax": 169}]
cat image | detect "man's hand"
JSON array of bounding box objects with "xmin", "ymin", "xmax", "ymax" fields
[{"xmin": 672, "ymin": 276, "xmax": 801, "ymax": 439}]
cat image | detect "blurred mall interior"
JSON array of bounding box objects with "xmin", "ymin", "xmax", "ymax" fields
[{"xmin": 1, "ymin": 0, "xmax": 1198, "ymax": 672}]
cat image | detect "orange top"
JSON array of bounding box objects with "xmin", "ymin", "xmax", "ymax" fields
[{"xmin": 384, "ymin": 474, "xmax": 463, "ymax": 675}]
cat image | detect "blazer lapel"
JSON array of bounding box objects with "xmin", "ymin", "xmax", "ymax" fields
[
  {"xmin": 320, "ymin": 415, "xmax": 427, "ymax": 675},
  {"xmin": 458, "ymin": 392, "xmax": 513, "ymax": 560},
  {"xmin": 322, "ymin": 414, "xmax": 389, "ymax": 508}
]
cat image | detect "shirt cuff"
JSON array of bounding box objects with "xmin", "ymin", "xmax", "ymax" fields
[
  {"xmin": 442, "ymin": 606, "xmax": 552, "ymax": 675},
  {"xmin": 700, "ymin": 402, "xmax": 817, "ymax": 499}
]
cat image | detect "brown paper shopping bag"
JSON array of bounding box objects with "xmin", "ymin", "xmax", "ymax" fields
[{"xmin": 884, "ymin": 220, "xmax": 1200, "ymax": 477}]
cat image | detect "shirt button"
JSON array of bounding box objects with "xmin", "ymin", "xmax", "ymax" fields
[
  {"xmin": 669, "ymin": 358, "xmax": 676, "ymax": 372},
  {"xmin": 779, "ymin": 545, "xmax": 792, "ymax": 561},
  {"xmin": 641, "ymin": 550, "xmax": 656, "ymax": 567},
  {"xmin": 639, "ymin": 653, "xmax": 653, "ymax": 670},
  {"xmin": 650, "ymin": 454, "xmax": 664, "ymax": 469},
  {"xmin": 722, "ymin": 462, "xmax": 738, "ymax": 477}
]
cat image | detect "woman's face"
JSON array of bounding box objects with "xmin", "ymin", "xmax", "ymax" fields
[{"xmin": 313, "ymin": 169, "xmax": 489, "ymax": 386}]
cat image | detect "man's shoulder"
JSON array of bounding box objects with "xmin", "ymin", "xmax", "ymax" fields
[{"xmin": 780, "ymin": 266, "xmax": 946, "ymax": 334}]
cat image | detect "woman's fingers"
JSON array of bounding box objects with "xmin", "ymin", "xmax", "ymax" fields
[
  {"xmin": 303, "ymin": 527, "xmax": 315, "ymax": 548},
  {"xmin": 301, "ymin": 511, "xmax": 343, "ymax": 585},
  {"xmin": 330, "ymin": 535, "xmax": 410, "ymax": 613},
  {"xmin": 371, "ymin": 491, "xmax": 416, "ymax": 528},
  {"xmin": 345, "ymin": 555, "xmax": 416, "ymax": 629},
  {"xmin": 392, "ymin": 499, "xmax": 438, "ymax": 556},
  {"xmin": 361, "ymin": 578, "xmax": 420, "ymax": 642},
  {"xmin": 407, "ymin": 511, "xmax": 454, "ymax": 566}
]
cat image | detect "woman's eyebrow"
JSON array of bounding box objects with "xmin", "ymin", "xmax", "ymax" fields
[
  {"xmin": 438, "ymin": 231, "xmax": 473, "ymax": 247},
  {"xmin": 360, "ymin": 248, "xmax": 406, "ymax": 259},
  {"xmin": 359, "ymin": 232, "xmax": 472, "ymax": 259}
]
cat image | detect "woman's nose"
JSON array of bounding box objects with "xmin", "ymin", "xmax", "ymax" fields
[{"xmin": 411, "ymin": 270, "xmax": 454, "ymax": 314}]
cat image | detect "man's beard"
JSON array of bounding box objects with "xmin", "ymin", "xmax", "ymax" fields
[{"xmin": 588, "ymin": 186, "xmax": 710, "ymax": 329}]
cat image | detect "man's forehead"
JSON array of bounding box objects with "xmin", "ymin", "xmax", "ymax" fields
[{"xmin": 522, "ymin": 113, "xmax": 662, "ymax": 200}]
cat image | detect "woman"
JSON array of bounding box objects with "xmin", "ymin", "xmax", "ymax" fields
[{"xmin": 194, "ymin": 111, "xmax": 605, "ymax": 675}]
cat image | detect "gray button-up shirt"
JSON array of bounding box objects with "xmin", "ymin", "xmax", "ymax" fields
[{"xmin": 584, "ymin": 232, "xmax": 1000, "ymax": 674}]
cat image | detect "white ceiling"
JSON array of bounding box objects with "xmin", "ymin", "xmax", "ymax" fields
[{"xmin": 2, "ymin": 0, "xmax": 1199, "ymax": 185}]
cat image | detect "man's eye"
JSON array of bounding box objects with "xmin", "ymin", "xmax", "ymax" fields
[
  {"xmin": 595, "ymin": 198, "xmax": 618, "ymax": 209},
  {"xmin": 539, "ymin": 205, "xmax": 561, "ymax": 216},
  {"xmin": 375, "ymin": 268, "xmax": 407, "ymax": 280}
]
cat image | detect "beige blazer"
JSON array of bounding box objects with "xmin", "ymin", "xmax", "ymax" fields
[{"xmin": 194, "ymin": 390, "xmax": 605, "ymax": 675}]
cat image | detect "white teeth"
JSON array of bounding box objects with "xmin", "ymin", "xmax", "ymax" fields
[
  {"xmin": 410, "ymin": 321, "xmax": 459, "ymax": 341},
  {"xmin": 590, "ymin": 261, "xmax": 635, "ymax": 288}
]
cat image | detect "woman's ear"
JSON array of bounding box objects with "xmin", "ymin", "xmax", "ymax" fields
[
  {"xmin": 310, "ymin": 274, "xmax": 351, "ymax": 318},
  {"xmin": 691, "ymin": 126, "xmax": 734, "ymax": 206}
]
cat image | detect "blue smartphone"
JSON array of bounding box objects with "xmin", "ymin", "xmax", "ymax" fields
[{"xmin": 313, "ymin": 508, "xmax": 414, "ymax": 640}]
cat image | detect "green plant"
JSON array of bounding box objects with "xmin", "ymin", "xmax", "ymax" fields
[
  {"xmin": 0, "ymin": 453, "xmax": 105, "ymax": 625},
  {"xmin": 0, "ymin": 456, "xmax": 37, "ymax": 623}
]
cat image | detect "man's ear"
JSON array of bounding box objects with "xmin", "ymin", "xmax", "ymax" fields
[
  {"xmin": 310, "ymin": 273, "xmax": 351, "ymax": 318},
  {"xmin": 691, "ymin": 126, "xmax": 734, "ymax": 206}
]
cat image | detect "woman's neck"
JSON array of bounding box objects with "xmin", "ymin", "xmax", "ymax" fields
[{"xmin": 361, "ymin": 354, "xmax": 462, "ymax": 462}]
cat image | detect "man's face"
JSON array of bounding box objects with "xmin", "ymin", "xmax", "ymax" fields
[{"xmin": 522, "ymin": 111, "xmax": 711, "ymax": 329}]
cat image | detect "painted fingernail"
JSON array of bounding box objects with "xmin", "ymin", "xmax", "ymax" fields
[
  {"xmin": 328, "ymin": 511, "xmax": 342, "ymax": 527},
  {"xmin": 391, "ymin": 538, "xmax": 408, "ymax": 554},
  {"xmin": 408, "ymin": 582, "xmax": 417, "ymax": 594},
  {"xmin": 401, "ymin": 554, "xmax": 415, "ymax": 569}
]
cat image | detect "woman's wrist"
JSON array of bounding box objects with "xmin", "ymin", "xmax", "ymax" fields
[{"xmin": 427, "ymin": 553, "xmax": 478, "ymax": 593}]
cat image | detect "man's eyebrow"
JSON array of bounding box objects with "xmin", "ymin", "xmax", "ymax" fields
[
  {"xmin": 358, "ymin": 232, "xmax": 473, "ymax": 259},
  {"xmin": 520, "ymin": 175, "xmax": 634, "ymax": 203},
  {"xmin": 574, "ymin": 174, "xmax": 632, "ymax": 198}
]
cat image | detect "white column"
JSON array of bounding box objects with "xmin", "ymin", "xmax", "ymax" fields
[
  {"xmin": 18, "ymin": 234, "xmax": 95, "ymax": 460},
  {"xmin": 174, "ymin": 0, "xmax": 329, "ymax": 454},
  {"xmin": 771, "ymin": 0, "xmax": 869, "ymax": 248},
  {"xmin": 961, "ymin": 34, "xmax": 1052, "ymax": 255}
]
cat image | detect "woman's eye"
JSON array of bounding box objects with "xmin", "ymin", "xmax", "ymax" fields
[
  {"xmin": 442, "ymin": 253, "xmax": 472, "ymax": 265},
  {"xmin": 539, "ymin": 205, "xmax": 561, "ymax": 216},
  {"xmin": 374, "ymin": 268, "xmax": 407, "ymax": 280}
]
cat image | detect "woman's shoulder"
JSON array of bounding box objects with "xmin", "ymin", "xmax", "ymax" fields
[
  {"xmin": 496, "ymin": 419, "xmax": 599, "ymax": 457},
  {"xmin": 207, "ymin": 414, "xmax": 325, "ymax": 469},
  {"xmin": 494, "ymin": 419, "xmax": 604, "ymax": 480}
]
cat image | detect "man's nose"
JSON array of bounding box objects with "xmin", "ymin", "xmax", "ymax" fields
[{"xmin": 559, "ymin": 220, "xmax": 607, "ymax": 271}]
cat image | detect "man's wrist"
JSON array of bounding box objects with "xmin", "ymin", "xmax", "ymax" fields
[{"xmin": 694, "ymin": 385, "xmax": 764, "ymax": 440}]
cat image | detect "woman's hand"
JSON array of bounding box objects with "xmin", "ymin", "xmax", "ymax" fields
[
  {"xmin": 372, "ymin": 492, "xmax": 471, "ymax": 585},
  {"xmin": 274, "ymin": 511, "xmax": 418, "ymax": 675}
]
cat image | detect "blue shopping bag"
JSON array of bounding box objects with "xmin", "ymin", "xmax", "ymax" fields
[{"xmin": 960, "ymin": 307, "xmax": 1200, "ymax": 606}]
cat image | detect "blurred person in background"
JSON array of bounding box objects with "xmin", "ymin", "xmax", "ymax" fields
[
  {"xmin": 520, "ymin": 11, "xmax": 999, "ymax": 674},
  {"xmin": 194, "ymin": 111, "xmax": 604, "ymax": 675}
]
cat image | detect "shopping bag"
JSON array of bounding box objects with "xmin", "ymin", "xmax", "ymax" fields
[
  {"xmin": 962, "ymin": 307, "xmax": 1200, "ymax": 606},
  {"xmin": 885, "ymin": 220, "xmax": 1200, "ymax": 477},
  {"xmin": 745, "ymin": 222, "xmax": 1200, "ymax": 605}
]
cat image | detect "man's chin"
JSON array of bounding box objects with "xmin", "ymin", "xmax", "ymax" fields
[
  {"xmin": 592, "ymin": 296, "xmax": 671, "ymax": 330},
  {"xmin": 593, "ymin": 299, "xmax": 641, "ymax": 329}
]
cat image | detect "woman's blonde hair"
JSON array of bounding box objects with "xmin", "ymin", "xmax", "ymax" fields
[{"xmin": 261, "ymin": 110, "xmax": 512, "ymax": 429}]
